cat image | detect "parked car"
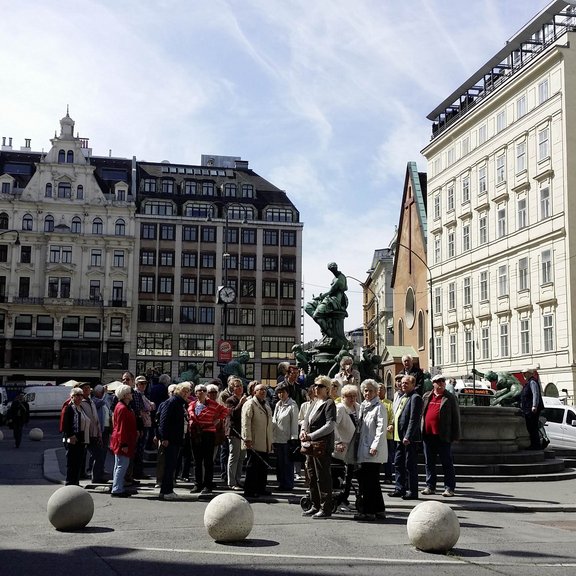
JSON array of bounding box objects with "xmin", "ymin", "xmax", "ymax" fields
[{"xmin": 541, "ymin": 396, "xmax": 576, "ymax": 448}]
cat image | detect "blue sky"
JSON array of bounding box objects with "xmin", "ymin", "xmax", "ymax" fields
[{"xmin": 0, "ymin": 0, "xmax": 547, "ymax": 342}]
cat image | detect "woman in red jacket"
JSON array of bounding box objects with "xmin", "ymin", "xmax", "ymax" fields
[
  {"xmin": 188, "ymin": 383, "xmax": 228, "ymax": 495},
  {"xmin": 110, "ymin": 384, "xmax": 138, "ymax": 498}
]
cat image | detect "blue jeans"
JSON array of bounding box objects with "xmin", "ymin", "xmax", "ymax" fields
[
  {"xmin": 112, "ymin": 453, "xmax": 130, "ymax": 494},
  {"xmin": 422, "ymin": 435, "xmax": 456, "ymax": 491}
]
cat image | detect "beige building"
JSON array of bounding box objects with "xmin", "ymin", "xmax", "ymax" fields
[
  {"xmin": 0, "ymin": 112, "xmax": 136, "ymax": 385},
  {"xmin": 0, "ymin": 114, "xmax": 303, "ymax": 387},
  {"xmin": 422, "ymin": 1, "xmax": 576, "ymax": 396}
]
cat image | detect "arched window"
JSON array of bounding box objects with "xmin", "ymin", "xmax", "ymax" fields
[
  {"xmin": 115, "ymin": 218, "xmax": 126, "ymax": 236},
  {"xmin": 397, "ymin": 318, "xmax": 404, "ymax": 346},
  {"xmin": 45, "ymin": 183, "xmax": 53, "ymax": 197},
  {"xmin": 22, "ymin": 214, "xmax": 33, "ymax": 231},
  {"xmin": 0, "ymin": 212, "xmax": 8, "ymax": 230},
  {"xmin": 405, "ymin": 287, "xmax": 415, "ymax": 329},
  {"xmin": 76, "ymin": 185, "xmax": 83, "ymax": 199},
  {"xmin": 92, "ymin": 217, "xmax": 103, "ymax": 235},
  {"xmin": 71, "ymin": 217, "xmax": 82, "ymax": 234},
  {"xmin": 58, "ymin": 150, "xmax": 65, "ymax": 163},
  {"xmin": 44, "ymin": 215, "xmax": 54, "ymax": 232},
  {"xmin": 66, "ymin": 150, "xmax": 74, "ymax": 163},
  {"xmin": 418, "ymin": 310, "xmax": 425, "ymax": 349}
]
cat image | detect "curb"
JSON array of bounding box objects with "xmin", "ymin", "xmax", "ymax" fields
[{"xmin": 42, "ymin": 448, "xmax": 576, "ymax": 513}]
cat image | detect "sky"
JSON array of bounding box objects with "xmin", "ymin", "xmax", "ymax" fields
[{"xmin": 0, "ymin": 0, "xmax": 548, "ymax": 343}]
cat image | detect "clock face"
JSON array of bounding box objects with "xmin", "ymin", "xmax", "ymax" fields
[{"xmin": 219, "ymin": 286, "xmax": 236, "ymax": 303}]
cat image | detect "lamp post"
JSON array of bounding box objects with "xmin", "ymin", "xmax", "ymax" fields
[
  {"xmin": 220, "ymin": 205, "xmax": 249, "ymax": 344},
  {"xmin": 0, "ymin": 229, "xmax": 20, "ymax": 245},
  {"xmin": 94, "ymin": 290, "xmax": 105, "ymax": 384},
  {"xmin": 346, "ymin": 275, "xmax": 380, "ymax": 357},
  {"xmin": 396, "ymin": 242, "xmax": 435, "ymax": 368}
]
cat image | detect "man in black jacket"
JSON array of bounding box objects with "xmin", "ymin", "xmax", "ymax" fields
[
  {"xmin": 158, "ymin": 383, "xmax": 191, "ymax": 500},
  {"xmin": 389, "ymin": 375, "xmax": 423, "ymax": 500},
  {"xmin": 520, "ymin": 367, "xmax": 543, "ymax": 450}
]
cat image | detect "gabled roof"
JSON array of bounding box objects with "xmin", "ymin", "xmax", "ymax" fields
[{"xmin": 390, "ymin": 161, "xmax": 427, "ymax": 287}]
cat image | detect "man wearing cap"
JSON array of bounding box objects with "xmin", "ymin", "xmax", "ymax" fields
[
  {"xmin": 420, "ymin": 374, "xmax": 461, "ymax": 497},
  {"xmin": 520, "ymin": 367, "xmax": 544, "ymax": 450}
]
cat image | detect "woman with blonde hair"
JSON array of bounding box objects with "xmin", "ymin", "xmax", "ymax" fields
[
  {"xmin": 354, "ymin": 379, "xmax": 387, "ymax": 521},
  {"xmin": 300, "ymin": 375, "xmax": 337, "ymax": 519}
]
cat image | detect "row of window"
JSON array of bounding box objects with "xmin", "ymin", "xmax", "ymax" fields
[
  {"xmin": 433, "ymin": 129, "xmax": 551, "ymax": 222},
  {"xmin": 5, "ymin": 276, "xmax": 124, "ymax": 301},
  {"xmin": 138, "ymin": 305, "xmax": 296, "ymax": 327},
  {"xmin": 432, "ymin": 313, "xmax": 556, "ymax": 366},
  {"xmin": 16, "ymin": 213, "xmax": 127, "ymax": 235},
  {"xmin": 432, "ymin": 185, "xmax": 551, "ymax": 263},
  {"xmin": 142, "ymin": 223, "xmax": 298, "ymax": 246},
  {"xmin": 139, "ymin": 249, "xmax": 296, "ymax": 272},
  {"xmin": 138, "ymin": 275, "xmax": 296, "ymax": 299},
  {"xmin": 141, "ymin": 179, "xmax": 255, "ymax": 199},
  {"xmin": 433, "ymin": 250, "xmax": 554, "ymax": 312},
  {"xmin": 432, "ymin": 76, "xmax": 551, "ymax": 174},
  {"xmin": 136, "ymin": 332, "xmax": 295, "ymax": 358},
  {"xmin": 4, "ymin": 314, "xmax": 123, "ymax": 339}
]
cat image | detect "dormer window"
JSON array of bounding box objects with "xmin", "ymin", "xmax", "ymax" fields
[
  {"xmin": 45, "ymin": 183, "xmax": 53, "ymax": 197},
  {"xmin": 241, "ymin": 184, "xmax": 254, "ymax": 198},
  {"xmin": 223, "ymin": 183, "xmax": 237, "ymax": 197},
  {"xmin": 265, "ymin": 207, "xmax": 294, "ymax": 222},
  {"xmin": 58, "ymin": 150, "xmax": 66, "ymax": 163},
  {"xmin": 76, "ymin": 185, "xmax": 84, "ymax": 199},
  {"xmin": 66, "ymin": 151, "xmax": 74, "ymax": 163}
]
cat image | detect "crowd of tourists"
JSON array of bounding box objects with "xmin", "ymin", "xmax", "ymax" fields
[{"xmin": 58, "ymin": 353, "xmax": 472, "ymax": 521}]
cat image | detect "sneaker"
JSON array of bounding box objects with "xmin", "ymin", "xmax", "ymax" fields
[
  {"xmin": 200, "ymin": 487, "xmax": 213, "ymax": 495},
  {"xmin": 302, "ymin": 507, "xmax": 318, "ymax": 517},
  {"xmin": 190, "ymin": 486, "xmax": 202, "ymax": 493},
  {"xmin": 421, "ymin": 487, "xmax": 436, "ymax": 495},
  {"xmin": 339, "ymin": 504, "xmax": 352, "ymax": 513},
  {"xmin": 229, "ymin": 485, "xmax": 242, "ymax": 491},
  {"xmin": 442, "ymin": 489, "xmax": 455, "ymax": 498},
  {"xmin": 163, "ymin": 492, "xmax": 180, "ymax": 501}
]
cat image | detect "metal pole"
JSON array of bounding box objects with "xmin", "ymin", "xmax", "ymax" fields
[{"xmin": 223, "ymin": 209, "xmax": 229, "ymax": 342}]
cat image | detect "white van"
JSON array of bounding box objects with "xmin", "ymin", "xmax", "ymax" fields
[
  {"xmin": 541, "ymin": 396, "xmax": 576, "ymax": 448},
  {"xmin": 0, "ymin": 387, "xmax": 9, "ymax": 424},
  {"xmin": 24, "ymin": 385, "xmax": 71, "ymax": 417}
]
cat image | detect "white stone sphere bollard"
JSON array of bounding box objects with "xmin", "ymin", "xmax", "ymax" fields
[
  {"xmin": 47, "ymin": 485, "xmax": 94, "ymax": 531},
  {"xmin": 407, "ymin": 500, "xmax": 460, "ymax": 553},
  {"xmin": 204, "ymin": 492, "xmax": 254, "ymax": 542},
  {"xmin": 29, "ymin": 427, "xmax": 44, "ymax": 441}
]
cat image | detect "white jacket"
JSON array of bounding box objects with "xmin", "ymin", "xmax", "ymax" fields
[
  {"xmin": 356, "ymin": 397, "xmax": 387, "ymax": 464},
  {"xmin": 332, "ymin": 402, "xmax": 359, "ymax": 463}
]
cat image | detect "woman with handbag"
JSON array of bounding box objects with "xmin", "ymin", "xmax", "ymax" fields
[
  {"xmin": 300, "ymin": 375, "xmax": 337, "ymax": 519},
  {"xmin": 354, "ymin": 379, "xmax": 387, "ymax": 521},
  {"xmin": 62, "ymin": 387, "xmax": 91, "ymax": 486}
]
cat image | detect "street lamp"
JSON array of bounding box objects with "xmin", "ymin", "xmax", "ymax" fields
[
  {"xmin": 219, "ymin": 205, "xmax": 249, "ymax": 344},
  {"xmin": 347, "ymin": 275, "xmax": 380, "ymax": 357},
  {"xmin": 0, "ymin": 229, "xmax": 20, "ymax": 245},
  {"xmin": 396, "ymin": 242, "xmax": 435, "ymax": 368}
]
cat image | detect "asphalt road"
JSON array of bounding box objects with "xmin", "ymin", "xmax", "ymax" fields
[{"xmin": 1, "ymin": 418, "xmax": 576, "ymax": 576}]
